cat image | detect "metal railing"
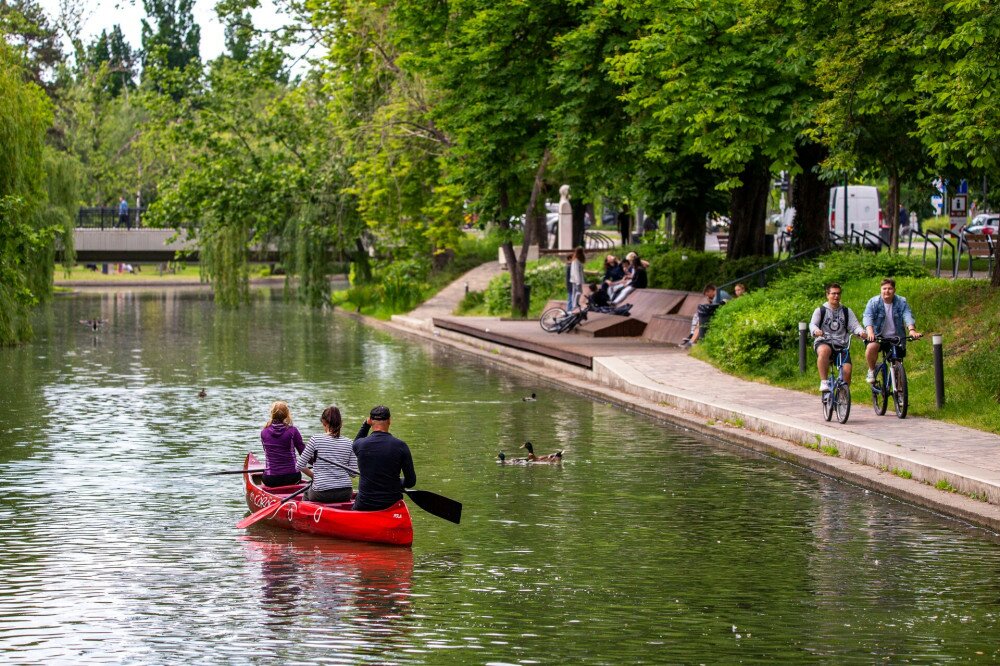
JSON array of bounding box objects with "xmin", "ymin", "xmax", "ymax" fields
[
  {"xmin": 905, "ymin": 228, "xmax": 940, "ymax": 272},
  {"xmin": 77, "ymin": 206, "xmax": 148, "ymax": 229},
  {"xmin": 584, "ymin": 230, "xmax": 616, "ymax": 250},
  {"xmin": 719, "ymin": 244, "xmax": 824, "ymax": 291}
]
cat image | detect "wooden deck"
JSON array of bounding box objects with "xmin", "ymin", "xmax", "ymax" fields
[{"xmin": 431, "ymin": 317, "xmax": 677, "ymax": 368}]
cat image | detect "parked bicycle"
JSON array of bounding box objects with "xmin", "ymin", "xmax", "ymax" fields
[
  {"xmin": 821, "ymin": 342, "xmax": 852, "ymax": 423},
  {"xmin": 539, "ymin": 302, "xmax": 632, "ymax": 334},
  {"xmin": 869, "ymin": 335, "xmax": 918, "ymax": 419}
]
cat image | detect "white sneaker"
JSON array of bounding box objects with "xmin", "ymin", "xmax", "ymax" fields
[
  {"xmin": 819, "ymin": 380, "xmax": 830, "ymax": 392},
  {"xmin": 866, "ymin": 370, "xmax": 876, "ymax": 384}
]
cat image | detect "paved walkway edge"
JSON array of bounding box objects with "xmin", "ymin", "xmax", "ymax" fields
[{"xmin": 342, "ymin": 310, "xmax": 1000, "ymax": 534}]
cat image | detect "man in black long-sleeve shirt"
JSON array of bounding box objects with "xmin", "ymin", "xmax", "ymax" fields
[{"xmin": 352, "ymin": 405, "xmax": 417, "ymax": 511}]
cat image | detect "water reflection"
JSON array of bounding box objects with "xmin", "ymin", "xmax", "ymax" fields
[{"xmin": 241, "ymin": 532, "xmax": 414, "ymax": 641}]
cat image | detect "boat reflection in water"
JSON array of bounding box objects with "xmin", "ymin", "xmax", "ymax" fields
[{"xmin": 240, "ymin": 531, "xmax": 415, "ymax": 635}]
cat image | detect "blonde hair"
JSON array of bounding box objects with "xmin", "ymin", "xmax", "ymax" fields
[{"xmin": 265, "ymin": 401, "xmax": 292, "ymax": 427}]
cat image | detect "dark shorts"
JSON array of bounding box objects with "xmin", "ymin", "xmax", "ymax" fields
[
  {"xmin": 305, "ymin": 486, "xmax": 353, "ymax": 503},
  {"xmin": 814, "ymin": 340, "xmax": 852, "ymax": 366},
  {"xmin": 262, "ymin": 471, "xmax": 301, "ymax": 487}
]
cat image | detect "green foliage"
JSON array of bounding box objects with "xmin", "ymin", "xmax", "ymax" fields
[
  {"xmin": 375, "ymin": 258, "xmax": 430, "ymax": 312},
  {"xmin": 0, "ymin": 42, "xmax": 58, "ymax": 345},
  {"xmin": 483, "ymin": 261, "xmax": 567, "ymax": 316},
  {"xmin": 646, "ymin": 251, "xmax": 723, "ymax": 291},
  {"xmin": 454, "ymin": 289, "xmax": 485, "ymax": 315}
]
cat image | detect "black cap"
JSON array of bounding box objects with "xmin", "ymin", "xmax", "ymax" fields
[{"xmin": 370, "ymin": 405, "xmax": 391, "ymax": 421}]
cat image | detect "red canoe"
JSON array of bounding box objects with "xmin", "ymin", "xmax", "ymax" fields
[{"xmin": 242, "ymin": 452, "xmax": 413, "ymax": 546}]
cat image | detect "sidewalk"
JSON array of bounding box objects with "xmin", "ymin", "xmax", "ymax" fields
[{"xmin": 386, "ymin": 263, "xmax": 1000, "ymax": 532}]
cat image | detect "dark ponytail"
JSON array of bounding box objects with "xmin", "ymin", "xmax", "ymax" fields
[{"xmin": 321, "ymin": 405, "xmax": 342, "ymax": 437}]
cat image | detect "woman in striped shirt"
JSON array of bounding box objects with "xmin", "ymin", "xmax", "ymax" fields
[{"xmin": 296, "ymin": 405, "xmax": 357, "ymax": 503}]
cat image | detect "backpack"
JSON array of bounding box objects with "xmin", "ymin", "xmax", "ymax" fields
[{"xmin": 817, "ymin": 305, "xmax": 852, "ymax": 332}]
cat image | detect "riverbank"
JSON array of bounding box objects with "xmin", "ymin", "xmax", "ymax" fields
[{"xmin": 342, "ymin": 264, "xmax": 1000, "ymax": 534}]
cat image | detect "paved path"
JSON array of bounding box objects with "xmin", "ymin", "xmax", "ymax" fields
[
  {"xmin": 392, "ymin": 261, "xmax": 1000, "ymax": 530},
  {"xmin": 406, "ymin": 261, "xmax": 503, "ymax": 321}
]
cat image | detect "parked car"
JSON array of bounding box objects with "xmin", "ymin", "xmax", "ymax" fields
[{"xmin": 961, "ymin": 213, "xmax": 998, "ymax": 236}]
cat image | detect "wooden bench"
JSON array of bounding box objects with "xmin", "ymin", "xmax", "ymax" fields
[{"xmin": 964, "ymin": 234, "xmax": 995, "ymax": 277}]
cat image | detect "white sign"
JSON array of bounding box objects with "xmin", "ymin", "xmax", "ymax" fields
[{"xmin": 950, "ymin": 194, "xmax": 967, "ymax": 228}]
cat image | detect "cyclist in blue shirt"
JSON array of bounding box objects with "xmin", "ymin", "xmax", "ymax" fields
[{"xmin": 862, "ymin": 278, "xmax": 922, "ymax": 384}]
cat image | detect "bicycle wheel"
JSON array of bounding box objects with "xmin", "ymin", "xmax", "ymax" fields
[
  {"xmin": 892, "ymin": 361, "xmax": 908, "ymax": 419},
  {"xmin": 835, "ymin": 384, "xmax": 851, "ymax": 423},
  {"xmin": 557, "ymin": 312, "xmax": 583, "ymax": 333},
  {"xmin": 871, "ymin": 364, "xmax": 888, "ymax": 416},
  {"xmin": 823, "ymin": 387, "xmax": 834, "ymax": 421},
  {"xmin": 539, "ymin": 307, "xmax": 567, "ymax": 332}
]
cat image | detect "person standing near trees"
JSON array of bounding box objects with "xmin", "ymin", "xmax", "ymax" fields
[{"xmin": 569, "ymin": 247, "xmax": 586, "ymax": 311}]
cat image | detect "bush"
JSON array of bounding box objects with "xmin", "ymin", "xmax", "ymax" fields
[
  {"xmin": 646, "ymin": 251, "xmax": 723, "ymax": 291},
  {"xmin": 376, "ymin": 259, "xmax": 430, "ymax": 311},
  {"xmin": 483, "ymin": 262, "xmax": 567, "ymax": 315},
  {"xmin": 455, "ymin": 289, "xmax": 485, "ymax": 315},
  {"xmin": 765, "ymin": 250, "xmax": 929, "ymax": 300}
]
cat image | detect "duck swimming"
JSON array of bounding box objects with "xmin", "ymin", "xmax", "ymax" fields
[
  {"xmin": 520, "ymin": 441, "xmax": 563, "ymax": 463},
  {"xmin": 79, "ymin": 318, "xmax": 108, "ymax": 331},
  {"xmin": 497, "ymin": 451, "xmax": 528, "ymax": 464},
  {"xmin": 197, "ymin": 388, "xmax": 207, "ymax": 398}
]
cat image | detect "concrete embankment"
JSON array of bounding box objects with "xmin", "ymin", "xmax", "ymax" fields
[{"xmin": 338, "ymin": 265, "xmax": 1000, "ymax": 533}]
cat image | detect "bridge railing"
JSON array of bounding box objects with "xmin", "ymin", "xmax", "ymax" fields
[{"xmin": 77, "ymin": 207, "xmax": 148, "ymax": 229}]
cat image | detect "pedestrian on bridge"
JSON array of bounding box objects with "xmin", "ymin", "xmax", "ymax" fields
[{"xmin": 118, "ymin": 196, "xmax": 130, "ymax": 230}]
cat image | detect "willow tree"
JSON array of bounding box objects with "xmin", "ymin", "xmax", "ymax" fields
[{"xmin": 0, "ymin": 42, "xmax": 58, "ymax": 345}]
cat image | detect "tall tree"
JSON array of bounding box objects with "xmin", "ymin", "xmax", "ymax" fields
[{"xmin": 141, "ymin": 0, "xmax": 201, "ymax": 92}]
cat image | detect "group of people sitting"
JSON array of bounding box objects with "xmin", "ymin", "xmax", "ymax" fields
[
  {"xmin": 260, "ymin": 401, "xmax": 416, "ymax": 512},
  {"xmin": 565, "ymin": 250, "xmax": 650, "ymax": 312}
]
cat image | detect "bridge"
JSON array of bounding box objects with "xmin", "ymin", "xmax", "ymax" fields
[{"xmin": 68, "ymin": 228, "xmax": 198, "ymax": 263}]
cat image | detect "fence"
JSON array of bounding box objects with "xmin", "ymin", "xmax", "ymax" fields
[{"xmin": 77, "ymin": 207, "xmax": 148, "ymax": 229}]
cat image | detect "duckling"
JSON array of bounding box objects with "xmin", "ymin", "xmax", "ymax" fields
[
  {"xmin": 497, "ymin": 451, "xmax": 528, "ymax": 464},
  {"xmin": 197, "ymin": 388, "xmax": 207, "ymax": 398},
  {"xmin": 79, "ymin": 318, "xmax": 107, "ymax": 331},
  {"xmin": 520, "ymin": 441, "xmax": 563, "ymax": 463},
  {"xmin": 521, "ymin": 393, "xmax": 537, "ymax": 402}
]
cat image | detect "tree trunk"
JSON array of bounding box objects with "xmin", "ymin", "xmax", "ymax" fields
[
  {"xmin": 674, "ymin": 204, "xmax": 706, "ymax": 250},
  {"xmin": 727, "ymin": 156, "xmax": 771, "ymax": 259},
  {"xmin": 791, "ymin": 140, "xmax": 828, "ymax": 253},
  {"xmin": 352, "ymin": 238, "xmax": 372, "ymax": 283},
  {"xmin": 509, "ymin": 149, "xmax": 552, "ymax": 317}
]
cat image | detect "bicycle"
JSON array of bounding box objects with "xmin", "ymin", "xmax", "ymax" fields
[
  {"xmin": 868, "ymin": 335, "xmax": 918, "ymax": 419},
  {"xmin": 539, "ymin": 302, "xmax": 632, "ymax": 334},
  {"xmin": 821, "ymin": 342, "xmax": 852, "ymax": 424}
]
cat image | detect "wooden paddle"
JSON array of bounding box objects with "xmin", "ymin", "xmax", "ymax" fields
[
  {"xmin": 315, "ymin": 455, "xmax": 462, "ymax": 525},
  {"xmin": 209, "ymin": 468, "xmax": 266, "ymax": 476},
  {"xmin": 236, "ymin": 482, "xmax": 311, "ymax": 529}
]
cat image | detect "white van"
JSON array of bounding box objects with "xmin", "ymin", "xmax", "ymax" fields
[{"xmin": 828, "ymin": 186, "xmax": 883, "ymax": 240}]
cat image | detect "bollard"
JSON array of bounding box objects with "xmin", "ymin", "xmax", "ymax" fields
[
  {"xmin": 933, "ymin": 334, "xmax": 945, "ymax": 409},
  {"xmin": 464, "ymin": 281, "xmax": 469, "ymax": 295},
  {"xmin": 799, "ymin": 322, "xmax": 808, "ymax": 374}
]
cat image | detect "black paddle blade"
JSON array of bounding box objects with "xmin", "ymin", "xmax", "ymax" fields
[
  {"xmin": 209, "ymin": 468, "xmax": 266, "ymax": 476},
  {"xmin": 404, "ymin": 489, "xmax": 462, "ymax": 524}
]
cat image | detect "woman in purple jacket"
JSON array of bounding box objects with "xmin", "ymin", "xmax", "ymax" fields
[{"xmin": 261, "ymin": 401, "xmax": 305, "ymax": 487}]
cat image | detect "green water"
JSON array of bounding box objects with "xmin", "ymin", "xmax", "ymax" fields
[{"xmin": 1, "ymin": 288, "xmax": 998, "ymax": 664}]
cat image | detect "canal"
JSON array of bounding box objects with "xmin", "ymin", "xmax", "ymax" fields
[{"xmin": 1, "ymin": 288, "xmax": 998, "ymax": 663}]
